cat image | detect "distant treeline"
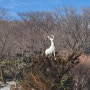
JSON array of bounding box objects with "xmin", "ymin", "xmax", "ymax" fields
[{"xmin": 0, "ymin": 6, "xmax": 90, "ymax": 59}]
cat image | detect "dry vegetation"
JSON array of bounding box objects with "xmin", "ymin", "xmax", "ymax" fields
[
  {"xmin": 0, "ymin": 7, "xmax": 90, "ymax": 90},
  {"xmin": 20, "ymin": 52, "xmax": 80, "ymax": 90}
]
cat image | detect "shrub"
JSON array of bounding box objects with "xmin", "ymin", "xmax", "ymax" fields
[{"xmin": 19, "ymin": 52, "xmax": 81, "ymax": 90}]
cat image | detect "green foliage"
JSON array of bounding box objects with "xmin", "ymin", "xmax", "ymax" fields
[
  {"xmin": 60, "ymin": 74, "xmax": 72, "ymax": 88},
  {"xmin": 53, "ymin": 74, "xmax": 73, "ymax": 90}
]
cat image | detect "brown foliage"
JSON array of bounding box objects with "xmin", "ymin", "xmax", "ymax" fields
[
  {"xmin": 20, "ymin": 53, "xmax": 81, "ymax": 90},
  {"xmin": 70, "ymin": 54, "xmax": 90, "ymax": 90}
]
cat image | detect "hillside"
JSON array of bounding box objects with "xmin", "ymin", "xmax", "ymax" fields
[{"xmin": 0, "ymin": 7, "xmax": 90, "ymax": 90}]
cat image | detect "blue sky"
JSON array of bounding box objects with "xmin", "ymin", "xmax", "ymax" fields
[{"xmin": 0, "ymin": 0, "xmax": 90, "ymax": 18}]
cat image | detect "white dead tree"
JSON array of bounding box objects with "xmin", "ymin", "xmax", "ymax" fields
[{"xmin": 45, "ymin": 35, "xmax": 56, "ymax": 60}]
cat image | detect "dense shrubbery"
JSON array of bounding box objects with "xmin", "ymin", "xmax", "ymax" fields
[
  {"xmin": 18, "ymin": 53, "xmax": 81, "ymax": 90},
  {"xmin": 70, "ymin": 55, "xmax": 90, "ymax": 90},
  {"xmin": 0, "ymin": 52, "xmax": 90, "ymax": 90}
]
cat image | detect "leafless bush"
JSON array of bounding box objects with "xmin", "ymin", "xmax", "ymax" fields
[{"xmin": 70, "ymin": 55, "xmax": 90, "ymax": 90}]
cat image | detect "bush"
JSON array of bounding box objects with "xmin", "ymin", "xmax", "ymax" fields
[{"xmin": 19, "ymin": 52, "xmax": 81, "ymax": 90}]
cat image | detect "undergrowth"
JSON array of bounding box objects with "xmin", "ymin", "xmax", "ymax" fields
[{"xmin": 18, "ymin": 52, "xmax": 81, "ymax": 90}]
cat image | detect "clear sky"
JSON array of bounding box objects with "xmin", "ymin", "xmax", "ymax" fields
[{"xmin": 0, "ymin": 0, "xmax": 90, "ymax": 18}]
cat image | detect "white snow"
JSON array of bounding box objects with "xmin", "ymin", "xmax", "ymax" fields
[
  {"xmin": 0, "ymin": 85, "xmax": 10, "ymax": 90},
  {"xmin": 0, "ymin": 81, "xmax": 16, "ymax": 90}
]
